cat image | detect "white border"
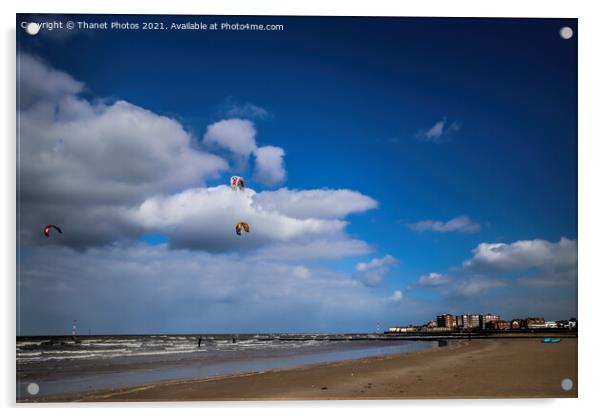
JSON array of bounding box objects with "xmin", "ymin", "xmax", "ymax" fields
[{"xmin": 3, "ymin": 1, "xmax": 600, "ymax": 415}]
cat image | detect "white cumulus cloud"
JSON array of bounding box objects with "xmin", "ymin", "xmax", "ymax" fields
[
  {"xmin": 18, "ymin": 53, "xmax": 84, "ymax": 109},
  {"xmin": 125, "ymin": 184, "xmax": 378, "ymax": 254},
  {"xmin": 463, "ymin": 237, "xmax": 577, "ymax": 272},
  {"xmin": 254, "ymin": 188, "xmax": 378, "ymax": 219},
  {"xmin": 415, "ymin": 272, "xmax": 505, "ymax": 298},
  {"xmin": 17, "ymin": 53, "xmax": 228, "ymax": 248},
  {"xmin": 219, "ymin": 98, "xmax": 270, "ymax": 120},
  {"xmin": 463, "ymin": 237, "xmax": 577, "ymax": 288},
  {"xmin": 128, "ymin": 185, "xmax": 351, "ymax": 252},
  {"xmin": 414, "ymin": 238, "xmax": 577, "ymax": 300},
  {"xmin": 355, "ymin": 254, "xmax": 398, "ymax": 287},
  {"xmin": 418, "ymin": 272, "xmax": 452, "ymax": 287},
  {"xmin": 203, "ymin": 118, "xmax": 258, "ymax": 157},
  {"xmin": 389, "ymin": 290, "xmax": 404, "ymax": 302},
  {"xmin": 454, "ymin": 276, "xmax": 507, "ymax": 297},
  {"xmin": 408, "ymin": 215, "xmax": 481, "ymax": 233},
  {"xmin": 253, "ymin": 145, "xmax": 286, "ymax": 186},
  {"xmin": 202, "ymin": 120, "xmax": 287, "ymax": 186}
]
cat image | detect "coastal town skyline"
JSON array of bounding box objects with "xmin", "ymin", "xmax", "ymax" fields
[{"xmin": 388, "ymin": 312, "xmax": 577, "ymax": 333}]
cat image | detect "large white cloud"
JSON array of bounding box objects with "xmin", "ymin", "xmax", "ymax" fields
[
  {"xmin": 254, "ymin": 188, "xmax": 378, "ymax": 219},
  {"xmin": 127, "ymin": 185, "xmax": 355, "ymax": 251},
  {"xmin": 463, "ymin": 237, "xmax": 577, "ymax": 272},
  {"xmin": 125, "ymin": 184, "xmax": 379, "ymax": 255},
  {"xmin": 18, "ymin": 53, "xmax": 229, "ymax": 247},
  {"xmin": 414, "ymin": 237, "xmax": 577, "ymax": 302},
  {"xmin": 17, "ymin": 245, "xmax": 412, "ymax": 335},
  {"xmin": 463, "ymin": 237, "xmax": 578, "ymax": 288},
  {"xmin": 21, "ymin": 100, "xmax": 227, "ymax": 203}
]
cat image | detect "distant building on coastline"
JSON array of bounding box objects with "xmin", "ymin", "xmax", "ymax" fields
[
  {"xmin": 390, "ymin": 314, "xmax": 576, "ymax": 335},
  {"xmin": 557, "ymin": 319, "xmax": 577, "ymax": 329},
  {"xmin": 387, "ymin": 326, "xmax": 419, "ymax": 333},
  {"xmin": 422, "ymin": 326, "xmax": 453, "ymax": 332},
  {"xmin": 436, "ymin": 314, "xmax": 455, "ymax": 328},
  {"xmin": 480, "ymin": 313, "xmax": 500, "ymax": 329},
  {"xmin": 511, "ymin": 319, "xmax": 526, "ymax": 329},
  {"xmin": 490, "ymin": 320, "xmax": 511, "ymax": 330},
  {"xmin": 456, "ymin": 314, "xmax": 480, "ymax": 329},
  {"xmin": 527, "ymin": 317, "xmax": 546, "ymax": 329}
]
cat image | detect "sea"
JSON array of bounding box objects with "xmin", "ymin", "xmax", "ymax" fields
[{"xmin": 17, "ymin": 334, "xmax": 439, "ymax": 400}]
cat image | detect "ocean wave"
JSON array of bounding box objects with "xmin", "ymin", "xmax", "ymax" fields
[{"xmin": 16, "ymin": 336, "xmax": 336, "ymax": 364}]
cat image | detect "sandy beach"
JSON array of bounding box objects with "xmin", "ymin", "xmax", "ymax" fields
[{"xmin": 38, "ymin": 337, "xmax": 577, "ymax": 402}]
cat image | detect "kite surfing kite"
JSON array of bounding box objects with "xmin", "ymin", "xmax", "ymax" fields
[
  {"xmin": 43, "ymin": 224, "xmax": 62, "ymax": 237},
  {"xmin": 230, "ymin": 176, "xmax": 245, "ymax": 191},
  {"xmin": 235, "ymin": 222, "xmax": 250, "ymax": 236},
  {"xmin": 231, "ymin": 176, "xmax": 249, "ymax": 236}
]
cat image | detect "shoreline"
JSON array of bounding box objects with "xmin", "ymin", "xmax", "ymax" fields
[
  {"xmin": 24, "ymin": 338, "xmax": 577, "ymax": 402},
  {"xmin": 17, "ymin": 338, "xmax": 437, "ymax": 399}
]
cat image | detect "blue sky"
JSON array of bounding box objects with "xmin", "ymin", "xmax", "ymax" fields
[{"xmin": 17, "ymin": 15, "xmax": 577, "ymax": 335}]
